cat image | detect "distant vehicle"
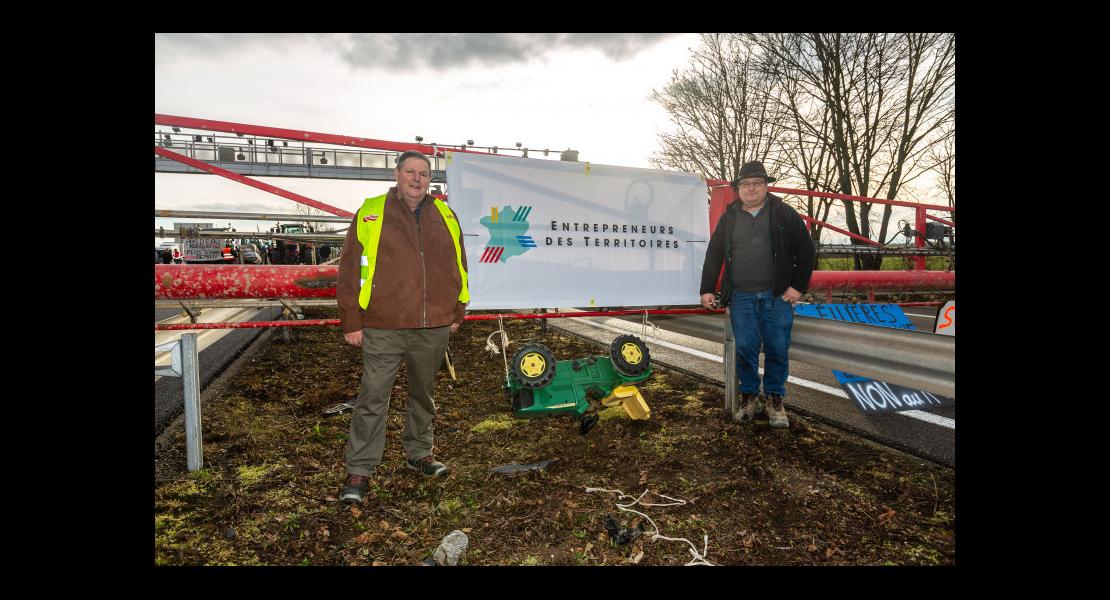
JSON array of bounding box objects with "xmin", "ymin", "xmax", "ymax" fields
[
  {"xmin": 156, "ymin": 241, "xmax": 176, "ymax": 264},
  {"xmin": 240, "ymin": 243, "xmax": 264, "ymax": 265},
  {"xmin": 268, "ymin": 223, "xmax": 328, "ymax": 265}
]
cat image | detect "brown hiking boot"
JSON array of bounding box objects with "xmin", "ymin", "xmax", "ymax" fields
[
  {"xmin": 340, "ymin": 473, "xmax": 370, "ymax": 504},
  {"xmin": 765, "ymin": 394, "xmax": 790, "ymax": 428},
  {"xmin": 734, "ymin": 392, "xmax": 763, "ymax": 423}
]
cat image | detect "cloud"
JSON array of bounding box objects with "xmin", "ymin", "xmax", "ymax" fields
[{"xmin": 156, "ymin": 33, "xmax": 680, "ymax": 70}]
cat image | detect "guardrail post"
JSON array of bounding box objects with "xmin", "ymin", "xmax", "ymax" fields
[
  {"xmin": 915, "ymin": 206, "xmax": 927, "ymax": 271},
  {"xmin": 723, "ymin": 307, "xmax": 736, "ymax": 414},
  {"xmin": 181, "ymin": 333, "xmax": 203, "ymax": 471}
]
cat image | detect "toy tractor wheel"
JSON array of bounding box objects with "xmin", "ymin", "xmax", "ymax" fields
[
  {"xmin": 510, "ymin": 343, "xmax": 557, "ymax": 389},
  {"xmin": 610, "ymin": 335, "xmax": 650, "ymax": 377}
]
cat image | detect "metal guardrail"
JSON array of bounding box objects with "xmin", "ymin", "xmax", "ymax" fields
[
  {"xmin": 156, "ymin": 209, "xmax": 351, "ymax": 223},
  {"xmin": 155, "ymin": 334, "xmax": 203, "ymax": 471},
  {"xmin": 788, "ymin": 316, "xmax": 954, "ymax": 398},
  {"xmin": 153, "ymin": 133, "xmax": 449, "ymax": 172},
  {"xmin": 722, "ymin": 311, "xmax": 954, "ymax": 412},
  {"xmin": 155, "ymin": 229, "xmax": 346, "ymax": 242}
]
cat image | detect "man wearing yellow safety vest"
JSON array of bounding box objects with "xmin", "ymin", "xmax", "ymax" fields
[{"xmin": 336, "ymin": 151, "xmax": 469, "ymax": 505}]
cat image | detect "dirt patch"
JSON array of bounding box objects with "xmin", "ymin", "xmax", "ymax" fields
[{"xmin": 154, "ymin": 307, "xmax": 955, "ymax": 566}]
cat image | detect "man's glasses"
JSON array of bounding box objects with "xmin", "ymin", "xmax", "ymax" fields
[{"xmin": 736, "ymin": 180, "xmax": 765, "ymax": 189}]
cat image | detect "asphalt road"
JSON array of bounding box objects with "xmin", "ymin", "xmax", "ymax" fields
[{"xmin": 154, "ymin": 306, "xmax": 282, "ymax": 435}]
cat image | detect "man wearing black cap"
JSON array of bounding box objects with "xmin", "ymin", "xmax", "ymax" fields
[{"xmin": 699, "ymin": 161, "xmax": 816, "ymax": 428}]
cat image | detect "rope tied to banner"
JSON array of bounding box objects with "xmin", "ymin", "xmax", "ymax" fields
[
  {"xmin": 641, "ymin": 310, "xmax": 658, "ymax": 339},
  {"xmin": 485, "ymin": 315, "xmax": 510, "ymax": 379},
  {"xmin": 585, "ymin": 487, "xmax": 713, "ymax": 566}
]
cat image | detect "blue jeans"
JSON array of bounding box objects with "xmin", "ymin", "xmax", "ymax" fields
[{"xmin": 729, "ymin": 289, "xmax": 794, "ymax": 397}]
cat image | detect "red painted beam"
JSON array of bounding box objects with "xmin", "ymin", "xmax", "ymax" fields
[
  {"xmin": 155, "ymin": 265, "xmax": 954, "ymax": 301},
  {"xmin": 926, "ymin": 214, "xmax": 956, "ymax": 227},
  {"xmin": 809, "ymin": 270, "xmax": 954, "ymax": 290},
  {"xmin": 155, "ymin": 265, "xmax": 338, "ymax": 299},
  {"xmin": 155, "ymin": 147, "xmax": 354, "ymax": 218},
  {"xmin": 155, "ymin": 114, "xmax": 490, "ymax": 157}
]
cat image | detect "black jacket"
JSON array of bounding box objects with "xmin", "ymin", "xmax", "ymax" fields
[{"xmin": 699, "ymin": 193, "xmax": 816, "ymax": 307}]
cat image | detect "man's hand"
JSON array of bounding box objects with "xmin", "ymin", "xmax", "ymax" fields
[
  {"xmin": 700, "ymin": 293, "xmax": 718, "ymax": 310},
  {"xmin": 344, "ymin": 330, "xmax": 363, "ymax": 346},
  {"xmin": 450, "ymin": 322, "xmax": 460, "ymax": 333},
  {"xmin": 781, "ymin": 287, "xmax": 802, "ymax": 304}
]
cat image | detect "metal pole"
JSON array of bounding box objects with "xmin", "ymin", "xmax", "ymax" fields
[
  {"xmin": 181, "ymin": 333, "xmax": 203, "ymax": 471},
  {"xmin": 915, "ymin": 206, "xmax": 927, "ymax": 271},
  {"xmin": 723, "ymin": 306, "xmax": 736, "ymax": 414}
]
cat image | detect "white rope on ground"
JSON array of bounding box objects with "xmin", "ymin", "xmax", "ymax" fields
[{"xmin": 585, "ymin": 487, "xmax": 713, "ymax": 566}]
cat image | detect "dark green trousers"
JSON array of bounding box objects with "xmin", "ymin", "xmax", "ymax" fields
[{"xmin": 345, "ymin": 326, "xmax": 450, "ymax": 476}]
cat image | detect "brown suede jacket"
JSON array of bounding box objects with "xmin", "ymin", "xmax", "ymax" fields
[{"xmin": 337, "ymin": 188, "xmax": 468, "ymax": 333}]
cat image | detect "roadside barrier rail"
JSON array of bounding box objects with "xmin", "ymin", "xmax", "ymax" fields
[
  {"xmin": 155, "ymin": 334, "xmax": 203, "ymax": 471},
  {"xmin": 154, "ymin": 265, "xmax": 954, "ymax": 301}
]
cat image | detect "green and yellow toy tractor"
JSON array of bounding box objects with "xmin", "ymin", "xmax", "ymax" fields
[{"xmin": 505, "ymin": 334, "xmax": 653, "ymax": 434}]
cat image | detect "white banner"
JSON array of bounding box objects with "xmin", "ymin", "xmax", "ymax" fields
[{"xmin": 445, "ymin": 152, "xmax": 709, "ymax": 310}]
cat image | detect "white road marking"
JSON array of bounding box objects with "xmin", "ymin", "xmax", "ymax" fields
[{"xmin": 574, "ymin": 318, "xmax": 954, "ymax": 430}]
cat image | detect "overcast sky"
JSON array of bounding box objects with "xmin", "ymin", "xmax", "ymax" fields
[{"xmin": 155, "ymin": 33, "xmax": 702, "ymax": 247}]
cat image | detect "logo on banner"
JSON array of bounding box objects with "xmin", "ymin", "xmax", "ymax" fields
[{"xmin": 479, "ymin": 205, "xmax": 536, "ymax": 264}]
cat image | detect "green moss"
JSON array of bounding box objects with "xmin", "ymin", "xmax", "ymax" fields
[
  {"xmin": 189, "ymin": 468, "xmax": 215, "ymax": 481},
  {"xmin": 471, "ymin": 415, "xmax": 516, "ymax": 433},
  {"xmin": 597, "ymin": 405, "xmax": 626, "ymax": 422},
  {"xmin": 238, "ymin": 463, "xmax": 275, "ymax": 485},
  {"xmin": 438, "ymin": 498, "xmax": 463, "ymax": 514},
  {"xmin": 520, "ymin": 556, "xmax": 541, "ymax": 566}
]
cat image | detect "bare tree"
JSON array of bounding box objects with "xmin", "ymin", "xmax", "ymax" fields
[
  {"xmin": 649, "ymin": 34, "xmax": 786, "ymax": 182},
  {"xmin": 290, "ymin": 200, "xmax": 326, "ymax": 232},
  {"xmin": 744, "ymin": 33, "xmax": 955, "ymax": 269},
  {"xmin": 928, "ymin": 123, "xmax": 955, "ymax": 210}
]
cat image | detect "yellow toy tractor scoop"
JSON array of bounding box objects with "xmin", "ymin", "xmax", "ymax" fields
[{"xmin": 600, "ymin": 385, "xmax": 651, "ymax": 420}]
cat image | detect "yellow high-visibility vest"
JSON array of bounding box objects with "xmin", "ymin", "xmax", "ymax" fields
[{"xmin": 356, "ymin": 193, "xmax": 470, "ymax": 310}]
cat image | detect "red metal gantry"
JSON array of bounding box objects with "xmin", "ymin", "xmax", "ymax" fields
[{"xmin": 156, "ymin": 116, "xmax": 955, "ymax": 328}]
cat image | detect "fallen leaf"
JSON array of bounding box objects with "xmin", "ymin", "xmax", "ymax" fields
[
  {"xmin": 630, "ymin": 550, "xmax": 644, "ymax": 564},
  {"xmin": 639, "ymin": 472, "xmax": 648, "ymax": 485},
  {"xmin": 391, "ymin": 529, "xmax": 409, "ymax": 540},
  {"xmin": 371, "ymin": 560, "xmax": 385, "ymax": 566},
  {"xmin": 807, "ymin": 543, "xmax": 818, "ymax": 552},
  {"xmin": 355, "ymin": 532, "xmax": 374, "ymax": 544},
  {"xmin": 379, "ymin": 520, "xmax": 391, "ymax": 531},
  {"xmin": 584, "ymin": 543, "xmax": 593, "ymax": 554},
  {"xmin": 826, "ymin": 547, "xmax": 835, "ymax": 558},
  {"xmin": 462, "ymin": 528, "xmax": 472, "ymax": 533},
  {"xmin": 350, "ymin": 506, "xmax": 362, "ymax": 518},
  {"xmin": 324, "ymin": 496, "xmax": 339, "ymax": 503},
  {"xmin": 564, "ymin": 499, "xmax": 579, "ymax": 508}
]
